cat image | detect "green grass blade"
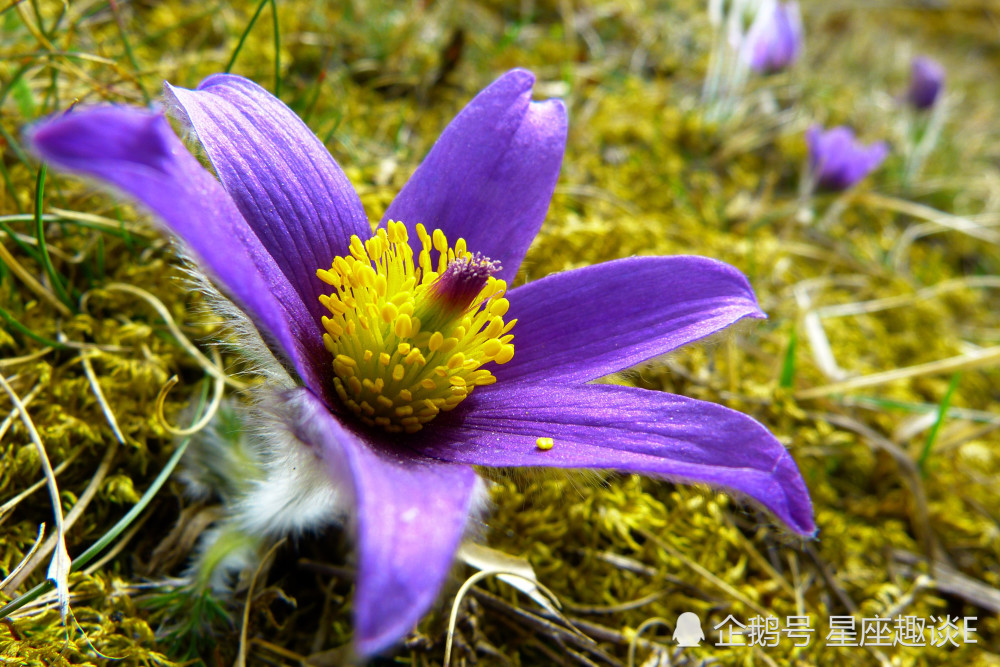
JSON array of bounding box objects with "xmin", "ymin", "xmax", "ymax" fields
[
  {"xmin": 222, "ymin": 0, "xmax": 280, "ymax": 95},
  {"xmin": 917, "ymin": 372, "xmax": 962, "ymax": 476},
  {"xmin": 839, "ymin": 395, "xmax": 998, "ymax": 425},
  {"xmin": 0, "ymin": 303, "xmax": 69, "ymax": 348},
  {"xmin": 269, "ymin": 0, "xmax": 280, "ymax": 97},
  {"xmin": 0, "ymin": 62, "xmax": 32, "ymax": 109},
  {"xmin": 0, "ymin": 218, "xmax": 43, "ymax": 261},
  {"xmin": 301, "ymin": 62, "xmax": 328, "ymax": 123},
  {"xmin": 10, "ymin": 76, "xmax": 37, "ymax": 117},
  {"xmin": 223, "ymin": 0, "xmax": 269, "ymax": 75},
  {"xmin": 33, "ymin": 164, "xmax": 75, "ymax": 310},
  {"xmin": 108, "ymin": 0, "xmax": 151, "ymax": 104},
  {"xmin": 0, "ymin": 122, "xmax": 31, "ymax": 168},
  {"xmin": 0, "ymin": 159, "xmax": 25, "ymax": 215},
  {"xmin": 0, "ymin": 213, "xmax": 150, "ymax": 246},
  {"xmin": 779, "ymin": 326, "xmax": 797, "ymax": 389},
  {"xmin": 27, "ymin": 0, "xmax": 45, "ymax": 34},
  {"xmin": 139, "ymin": 4, "xmax": 220, "ymax": 46}
]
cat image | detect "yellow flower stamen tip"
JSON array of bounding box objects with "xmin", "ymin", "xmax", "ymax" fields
[
  {"xmin": 536, "ymin": 437, "xmax": 555, "ymax": 451},
  {"xmin": 317, "ymin": 221, "xmax": 514, "ymax": 433}
]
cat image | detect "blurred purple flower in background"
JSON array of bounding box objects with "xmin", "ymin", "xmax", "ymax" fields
[
  {"xmin": 745, "ymin": 1, "xmax": 804, "ymax": 74},
  {"xmin": 806, "ymin": 125, "xmax": 889, "ymax": 191},
  {"xmin": 30, "ymin": 70, "xmax": 815, "ymax": 657},
  {"xmin": 907, "ymin": 56, "xmax": 945, "ymax": 110}
]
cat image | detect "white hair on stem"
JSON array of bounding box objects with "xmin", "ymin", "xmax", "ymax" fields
[
  {"xmin": 233, "ymin": 387, "xmax": 345, "ymax": 537},
  {"xmin": 175, "ymin": 261, "xmax": 496, "ymax": 599},
  {"xmin": 175, "ymin": 253, "xmax": 297, "ymax": 389}
]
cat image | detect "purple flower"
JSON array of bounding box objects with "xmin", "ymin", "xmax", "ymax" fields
[
  {"xmin": 29, "ymin": 70, "xmax": 814, "ymax": 657},
  {"xmin": 806, "ymin": 124, "xmax": 889, "ymax": 191},
  {"xmin": 745, "ymin": 1, "xmax": 803, "ymax": 74},
  {"xmin": 907, "ymin": 56, "xmax": 945, "ymax": 110}
]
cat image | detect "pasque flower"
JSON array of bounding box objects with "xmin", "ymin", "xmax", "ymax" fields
[
  {"xmin": 744, "ymin": 1, "xmax": 803, "ymax": 74},
  {"xmin": 806, "ymin": 124, "xmax": 889, "ymax": 191},
  {"xmin": 907, "ymin": 56, "xmax": 945, "ymax": 110},
  {"xmin": 30, "ymin": 70, "xmax": 814, "ymax": 657}
]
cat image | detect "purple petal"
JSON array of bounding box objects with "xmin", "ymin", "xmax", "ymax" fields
[
  {"xmin": 383, "ymin": 69, "xmax": 567, "ymax": 282},
  {"xmin": 807, "ymin": 125, "xmax": 851, "ymax": 177},
  {"xmin": 908, "ymin": 56, "xmax": 945, "ymax": 110},
  {"xmin": 807, "ymin": 125, "xmax": 888, "ymax": 191},
  {"xmin": 417, "ymin": 382, "xmax": 815, "ymax": 536},
  {"xmin": 747, "ymin": 1, "xmax": 803, "ymax": 74},
  {"xmin": 165, "ymin": 75, "xmax": 371, "ymax": 317},
  {"xmin": 290, "ymin": 389, "xmax": 480, "ymax": 656},
  {"xmin": 842, "ymin": 141, "xmax": 889, "ymax": 189},
  {"xmin": 496, "ymin": 256, "xmax": 765, "ymax": 385},
  {"xmin": 27, "ymin": 107, "xmax": 330, "ymax": 393}
]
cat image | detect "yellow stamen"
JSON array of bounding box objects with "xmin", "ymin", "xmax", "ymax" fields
[
  {"xmin": 316, "ymin": 220, "xmax": 514, "ymax": 433},
  {"xmin": 536, "ymin": 437, "xmax": 554, "ymax": 451}
]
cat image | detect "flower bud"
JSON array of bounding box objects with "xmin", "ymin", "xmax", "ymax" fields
[
  {"xmin": 745, "ymin": 1, "xmax": 804, "ymax": 74},
  {"xmin": 907, "ymin": 56, "xmax": 945, "ymax": 110}
]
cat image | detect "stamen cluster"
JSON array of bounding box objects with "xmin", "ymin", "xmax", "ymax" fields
[{"xmin": 316, "ymin": 221, "xmax": 515, "ymax": 433}]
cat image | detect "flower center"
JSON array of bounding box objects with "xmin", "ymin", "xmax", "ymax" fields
[{"xmin": 316, "ymin": 221, "xmax": 515, "ymax": 433}]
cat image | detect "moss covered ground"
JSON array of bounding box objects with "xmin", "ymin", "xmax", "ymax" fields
[{"xmin": 1, "ymin": 1, "xmax": 999, "ymax": 665}]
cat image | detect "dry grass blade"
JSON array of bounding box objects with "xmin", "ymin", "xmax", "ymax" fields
[
  {"xmin": 796, "ymin": 345, "xmax": 1000, "ymax": 399},
  {"xmin": 457, "ymin": 542, "xmax": 560, "ymax": 614},
  {"xmin": 794, "ymin": 281, "xmax": 848, "ymax": 381},
  {"xmin": 893, "ymin": 550, "xmax": 1000, "ymax": 614},
  {"xmin": 154, "ymin": 348, "xmax": 226, "ymax": 437},
  {"xmin": 0, "ymin": 239, "xmax": 73, "ymax": 317},
  {"xmin": 2, "ymin": 435, "xmax": 118, "ymax": 594},
  {"xmin": 236, "ymin": 538, "xmax": 286, "ymax": 667},
  {"xmin": 1, "ymin": 353, "xmax": 126, "ymax": 591},
  {"xmin": 0, "ymin": 450, "xmax": 80, "ymax": 524},
  {"xmin": 626, "ymin": 617, "xmax": 670, "ymax": 667},
  {"xmin": 814, "ymin": 276, "xmax": 1000, "ymax": 319},
  {"xmin": 444, "ymin": 568, "xmax": 576, "ymax": 667},
  {"xmin": 0, "ymin": 373, "xmax": 71, "ymax": 621},
  {"xmin": 0, "ymin": 524, "xmax": 45, "ymax": 590},
  {"xmin": 563, "ymin": 591, "xmax": 665, "ymax": 616},
  {"xmin": 81, "ymin": 354, "xmax": 127, "ymax": 445},
  {"xmin": 0, "ymin": 381, "xmax": 42, "ymax": 444},
  {"xmin": 859, "ymin": 192, "xmax": 1000, "ymax": 245},
  {"xmin": 253, "ymin": 638, "xmax": 310, "ymax": 664},
  {"xmin": 87, "ymin": 283, "xmax": 245, "ymax": 390},
  {"xmin": 48, "ymin": 207, "xmax": 153, "ymax": 236},
  {"xmin": 82, "ymin": 514, "xmax": 148, "ymax": 576},
  {"xmin": 635, "ymin": 527, "xmax": 767, "ymax": 617},
  {"xmin": 721, "ymin": 514, "xmax": 800, "ymax": 601},
  {"xmin": 0, "ymin": 348, "xmax": 53, "ymax": 369},
  {"xmin": 819, "ymin": 413, "xmax": 937, "ymax": 561},
  {"xmin": 470, "ymin": 588, "xmax": 621, "ymax": 667},
  {"xmin": 13, "ymin": 1, "xmax": 54, "ymax": 49}
]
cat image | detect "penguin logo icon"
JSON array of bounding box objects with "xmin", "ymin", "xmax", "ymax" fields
[{"xmin": 672, "ymin": 612, "xmax": 705, "ymax": 647}]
